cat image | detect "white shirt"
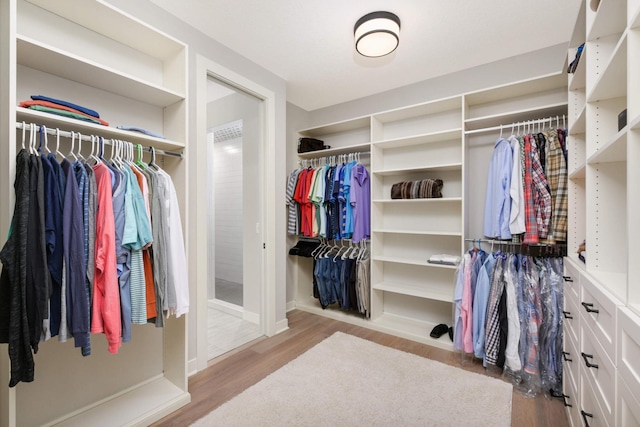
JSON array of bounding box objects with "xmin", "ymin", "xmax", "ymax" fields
[{"xmin": 508, "ymin": 135, "xmax": 526, "ymax": 234}]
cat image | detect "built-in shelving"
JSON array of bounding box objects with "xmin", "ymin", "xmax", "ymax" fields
[{"xmin": 0, "ymin": 1, "xmax": 190, "ymax": 426}]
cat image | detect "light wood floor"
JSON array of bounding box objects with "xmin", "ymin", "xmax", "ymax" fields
[
  {"xmin": 207, "ymin": 306, "xmax": 262, "ymax": 360},
  {"xmin": 152, "ymin": 310, "xmax": 569, "ymax": 427}
]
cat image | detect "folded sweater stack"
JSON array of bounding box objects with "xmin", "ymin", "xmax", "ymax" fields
[
  {"xmin": 390, "ymin": 178, "xmax": 443, "ymax": 199},
  {"xmin": 19, "ymin": 95, "xmax": 109, "ymax": 126}
]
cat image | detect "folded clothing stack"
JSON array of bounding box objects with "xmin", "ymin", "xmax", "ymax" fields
[
  {"xmin": 19, "ymin": 95, "xmax": 109, "ymax": 126},
  {"xmin": 427, "ymin": 254, "xmax": 461, "ymax": 266},
  {"xmin": 390, "ymin": 178, "xmax": 443, "ymax": 199}
]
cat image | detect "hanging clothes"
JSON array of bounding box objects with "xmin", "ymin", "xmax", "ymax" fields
[
  {"xmin": 483, "ymin": 121, "xmax": 568, "ymax": 245},
  {"xmin": 452, "ymin": 245, "xmax": 564, "ymax": 397},
  {"xmin": 0, "ymin": 125, "xmax": 189, "ymax": 386}
]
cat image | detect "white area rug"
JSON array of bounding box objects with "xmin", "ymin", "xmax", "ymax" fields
[{"xmin": 192, "ymin": 332, "xmax": 512, "ymax": 426}]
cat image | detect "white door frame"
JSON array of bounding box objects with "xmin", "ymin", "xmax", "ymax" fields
[{"xmin": 194, "ymin": 55, "xmax": 277, "ymax": 372}]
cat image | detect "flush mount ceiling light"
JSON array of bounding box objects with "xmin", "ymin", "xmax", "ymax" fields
[{"xmin": 354, "ymin": 11, "xmax": 401, "ymax": 58}]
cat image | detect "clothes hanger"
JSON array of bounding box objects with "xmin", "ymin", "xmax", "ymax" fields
[
  {"xmin": 68, "ymin": 131, "xmax": 78, "ymax": 161},
  {"xmin": 29, "ymin": 123, "xmax": 37, "ymax": 155},
  {"xmin": 55, "ymin": 128, "xmax": 64, "ymax": 159},
  {"xmin": 41, "ymin": 125, "xmax": 51, "ymax": 154},
  {"xmin": 21, "ymin": 121, "xmax": 26, "ymax": 150},
  {"xmin": 88, "ymin": 135, "xmax": 100, "ymax": 165},
  {"xmin": 76, "ymin": 132, "xmax": 86, "ymax": 161},
  {"xmin": 148, "ymin": 146, "xmax": 158, "ymax": 169}
]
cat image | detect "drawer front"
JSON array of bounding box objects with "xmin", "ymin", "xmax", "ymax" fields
[
  {"xmin": 617, "ymin": 373, "xmax": 640, "ymax": 427},
  {"xmin": 581, "ymin": 325, "xmax": 616, "ymax": 425},
  {"xmin": 564, "ymin": 291, "xmax": 581, "ymax": 345},
  {"xmin": 563, "ymin": 337, "xmax": 581, "ymax": 427},
  {"xmin": 563, "ymin": 258, "xmax": 581, "ymax": 304},
  {"xmin": 564, "ymin": 331, "xmax": 580, "ymax": 394},
  {"xmin": 581, "ymin": 274, "xmax": 619, "ymax": 360},
  {"xmin": 581, "ymin": 374, "xmax": 610, "ymax": 427},
  {"xmin": 617, "ymin": 308, "xmax": 640, "ymax": 401}
]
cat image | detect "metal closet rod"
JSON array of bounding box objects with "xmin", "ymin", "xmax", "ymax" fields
[
  {"xmin": 15, "ymin": 121, "xmax": 183, "ymax": 159},
  {"xmin": 464, "ymin": 238, "xmax": 567, "ymax": 247},
  {"xmin": 465, "ymin": 114, "xmax": 567, "ymax": 135}
]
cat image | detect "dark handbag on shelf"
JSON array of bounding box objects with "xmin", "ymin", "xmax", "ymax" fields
[{"xmin": 298, "ymin": 137, "xmax": 328, "ymax": 153}]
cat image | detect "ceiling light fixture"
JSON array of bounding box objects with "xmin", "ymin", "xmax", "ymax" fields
[{"xmin": 354, "ymin": 11, "xmax": 401, "ymax": 58}]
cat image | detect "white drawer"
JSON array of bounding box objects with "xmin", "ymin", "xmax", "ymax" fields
[
  {"xmin": 563, "ymin": 258, "xmax": 581, "ymax": 304},
  {"xmin": 564, "ymin": 291, "xmax": 581, "ymax": 345},
  {"xmin": 564, "ymin": 331, "xmax": 580, "ymax": 393},
  {"xmin": 563, "ymin": 336, "xmax": 581, "ymax": 427},
  {"xmin": 581, "ymin": 273, "xmax": 620, "ymax": 361},
  {"xmin": 616, "ymin": 373, "xmax": 640, "ymax": 427},
  {"xmin": 617, "ymin": 307, "xmax": 640, "ymax": 401},
  {"xmin": 581, "ymin": 373, "xmax": 610, "ymax": 427},
  {"xmin": 581, "ymin": 324, "xmax": 616, "ymax": 426}
]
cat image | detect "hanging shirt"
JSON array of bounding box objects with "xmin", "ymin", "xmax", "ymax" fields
[
  {"xmin": 350, "ymin": 163, "xmax": 370, "ymax": 243},
  {"xmin": 472, "ymin": 252, "xmax": 497, "ymax": 361},
  {"xmin": 483, "ymin": 138, "xmax": 512, "ymax": 239},
  {"xmin": 530, "ymin": 136, "xmax": 552, "ymax": 239},
  {"xmin": 91, "ymin": 162, "xmax": 122, "ymax": 354},
  {"xmin": 508, "ymin": 136, "xmax": 526, "ymax": 235},
  {"xmin": 522, "ymin": 135, "xmax": 538, "ymax": 244},
  {"xmin": 545, "ymin": 130, "xmax": 568, "ymax": 242}
]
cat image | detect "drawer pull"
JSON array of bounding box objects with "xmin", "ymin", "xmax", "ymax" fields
[
  {"xmin": 561, "ymin": 394, "xmax": 572, "ymax": 407},
  {"xmin": 581, "ymin": 352, "xmax": 599, "ymax": 369},
  {"xmin": 581, "ymin": 302, "xmax": 599, "ymax": 314},
  {"xmin": 562, "ymin": 275, "xmax": 574, "ymax": 282},
  {"xmin": 581, "ymin": 410, "xmax": 593, "ymax": 427},
  {"xmin": 562, "ymin": 351, "xmax": 572, "ymax": 362},
  {"xmin": 562, "ymin": 311, "xmax": 573, "ymax": 319}
]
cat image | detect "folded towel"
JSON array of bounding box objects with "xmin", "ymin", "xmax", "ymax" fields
[
  {"xmin": 428, "ymin": 254, "xmax": 461, "ymax": 265},
  {"xmin": 31, "ymin": 95, "xmax": 100, "ymax": 118}
]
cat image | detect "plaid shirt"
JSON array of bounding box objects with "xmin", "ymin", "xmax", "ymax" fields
[
  {"xmin": 545, "ymin": 130, "xmax": 568, "ymax": 242},
  {"xmin": 523, "ymin": 135, "xmax": 538, "ymax": 244},
  {"xmin": 484, "ymin": 254, "xmax": 505, "ymax": 365},
  {"xmin": 530, "ymin": 135, "xmax": 552, "ymax": 239}
]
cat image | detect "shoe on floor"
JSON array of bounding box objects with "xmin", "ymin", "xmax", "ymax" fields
[{"xmin": 430, "ymin": 323, "xmax": 449, "ymax": 339}]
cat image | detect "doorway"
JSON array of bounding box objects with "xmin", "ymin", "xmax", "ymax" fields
[{"xmin": 205, "ymin": 76, "xmax": 263, "ymax": 360}]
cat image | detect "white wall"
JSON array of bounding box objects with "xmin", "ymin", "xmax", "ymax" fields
[{"xmin": 212, "ymin": 135, "xmax": 243, "ymax": 285}]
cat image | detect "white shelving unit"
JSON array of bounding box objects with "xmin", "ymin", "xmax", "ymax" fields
[
  {"xmin": 292, "ymin": 72, "xmax": 567, "ymax": 352},
  {"xmin": 0, "ymin": 1, "xmax": 189, "ymax": 426},
  {"xmin": 564, "ymin": 0, "xmax": 640, "ymax": 426}
]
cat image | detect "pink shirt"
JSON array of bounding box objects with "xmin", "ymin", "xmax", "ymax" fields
[
  {"xmin": 91, "ymin": 162, "xmax": 122, "ymax": 354},
  {"xmin": 461, "ymin": 252, "xmax": 477, "ymax": 354}
]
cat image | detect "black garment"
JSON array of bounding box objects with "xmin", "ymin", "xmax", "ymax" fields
[
  {"xmin": 496, "ymin": 284, "xmax": 508, "ymax": 369},
  {"xmin": 26, "ymin": 153, "xmax": 50, "ymax": 352},
  {"xmin": 0, "ymin": 149, "xmax": 35, "ymax": 386},
  {"xmin": 46, "ymin": 152, "xmax": 66, "ymax": 336}
]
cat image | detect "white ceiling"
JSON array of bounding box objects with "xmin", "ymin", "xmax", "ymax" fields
[{"xmin": 150, "ymin": 0, "xmax": 582, "ymax": 111}]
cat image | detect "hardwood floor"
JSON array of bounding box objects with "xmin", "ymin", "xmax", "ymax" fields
[{"xmin": 152, "ymin": 310, "xmax": 569, "ymax": 427}]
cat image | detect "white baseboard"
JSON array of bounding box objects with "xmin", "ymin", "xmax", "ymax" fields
[
  {"xmin": 286, "ymin": 300, "xmax": 297, "ymax": 312},
  {"xmin": 208, "ymin": 298, "xmax": 243, "ymax": 318},
  {"xmin": 188, "ymin": 358, "xmax": 198, "ymax": 377},
  {"xmin": 275, "ymin": 318, "xmax": 289, "ymax": 335},
  {"xmin": 243, "ymin": 310, "xmax": 260, "ymax": 324}
]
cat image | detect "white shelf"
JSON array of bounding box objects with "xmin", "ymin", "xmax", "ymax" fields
[
  {"xmin": 298, "ymin": 116, "xmax": 370, "ymax": 138},
  {"xmin": 569, "ymin": 162, "xmax": 587, "ymax": 179},
  {"xmin": 570, "ymin": 104, "xmax": 587, "ymax": 134},
  {"xmin": 373, "ymin": 163, "xmax": 462, "ymax": 176},
  {"xmin": 587, "ymin": 0, "xmax": 627, "ymax": 40},
  {"xmin": 569, "ymin": 49, "xmax": 587, "ymax": 91},
  {"xmin": 372, "ymin": 96, "xmax": 461, "ymax": 124},
  {"xmin": 587, "ymin": 126, "xmax": 628, "ymax": 164},
  {"xmin": 50, "ymin": 377, "xmax": 190, "ymax": 427},
  {"xmin": 296, "ymin": 142, "xmax": 370, "ymax": 159},
  {"xmin": 372, "ymin": 229, "xmax": 463, "ymax": 237},
  {"xmin": 372, "ymin": 281, "xmax": 454, "ymax": 302},
  {"xmin": 587, "ymin": 35, "xmax": 627, "ymax": 102},
  {"xmin": 370, "ymin": 312, "xmax": 453, "ymax": 351},
  {"xmin": 630, "ymin": 113, "xmax": 640, "ymax": 129},
  {"xmin": 372, "ymin": 256, "xmax": 458, "ymax": 270},
  {"xmin": 16, "ymin": 107, "xmax": 185, "ymax": 152},
  {"xmin": 372, "ymin": 197, "xmax": 462, "ymax": 204},
  {"xmin": 464, "ymin": 102, "xmax": 568, "ymax": 131},
  {"xmin": 589, "ymin": 270, "xmax": 627, "ymax": 305},
  {"xmin": 465, "ymin": 72, "xmax": 566, "ymax": 105},
  {"xmin": 16, "ymin": 36, "xmax": 185, "ymax": 107},
  {"xmin": 569, "ymin": 0, "xmax": 586, "ymax": 48},
  {"xmin": 372, "ymin": 128, "xmax": 461, "ymax": 149}
]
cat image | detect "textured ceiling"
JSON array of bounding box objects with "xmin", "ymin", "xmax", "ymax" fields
[{"xmin": 151, "ymin": 0, "xmax": 582, "ymax": 111}]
